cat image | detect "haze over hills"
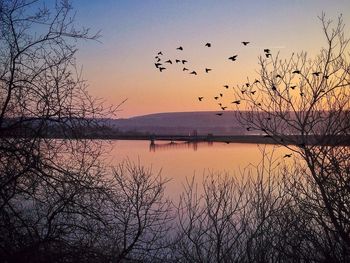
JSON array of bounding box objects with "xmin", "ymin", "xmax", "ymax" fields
[{"xmin": 110, "ymin": 111, "xmax": 252, "ymax": 135}]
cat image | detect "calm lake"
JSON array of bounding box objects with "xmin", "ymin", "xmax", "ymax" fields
[{"xmin": 107, "ymin": 140, "xmax": 288, "ymax": 200}]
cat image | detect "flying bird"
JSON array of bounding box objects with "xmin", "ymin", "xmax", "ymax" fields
[
  {"xmin": 245, "ymin": 83, "xmax": 250, "ymax": 87},
  {"xmin": 214, "ymin": 96, "xmax": 219, "ymax": 100},
  {"xmin": 283, "ymin": 153, "xmax": 292, "ymax": 158},
  {"xmin": 312, "ymin": 71, "xmax": 321, "ymax": 76},
  {"xmin": 159, "ymin": 67, "xmax": 166, "ymax": 72},
  {"xmin": 219, "ymin": 93, "xmax": 223, "ymax": 97},
  {"xmin": 198, "ymin": 97, "xmax": 203, "ymax": 101},
  {"xmin": 154, "ymin": 63, "xmax": 162, "ymax": 68},
  {"xmin": 205, "ymin": 42, "xmax": 211, "ymax": 47},
  {"xmin": 205, "ymin": 68, "xmax": 212, "ymax": 73},
  {"xmin": 232, "ymin": 100, "xmax": 241, "ymax": 104},
  {"xmin": 183, "ymin": 67, "xmax": 189, "ymax": 71},
  {"xmin": 292, "ymin": 70, "xmax": 301, "ymax": 74},
  {"xmin": 272, "ymin": 85, "xmax": 277, "ymax": 91},
  {"xmin": 182, "ymin": 60, "xmax": 187, "ymax": 64},
  {"xmin": 175, "ymin": 59, "xmax": 181, "ymax": 63},
  {"xmin": 242, "ymin": 41, "xmax": 250, "ymax": 46},
  {"xmin": 264, "ymin": 49, "xmax": 270, "ymax": 53},
  {"xmin": 253, "ymin": 79, "xmax": 260, "ymax": 84},
  {"xmin": 265, "ymin": 53, "xmax": 271, "ymax": 58},
  {"xmin": 165, "ymin": 59, "xmax": 172, "ymax": 64},
  {"xmin": 190, "ymin": 71, "xmax": 197, "ymax": 75},
  {"xmin": 221, "ymin": 106, "xmax": 227, "ymax": 110},
  {"xmin": 216, "ymin": 113, "xmax": 223, "ymax": 116},
  {"xmin": 158, "ymin": 51, "xmax": 163, "ymax": 55},
  {"xmin": 290, "ymin": 85, "xmax": 296, "ymax": 89},
  {"xmin": 251, "ymin": 91, "xmax": 256, "ymax": 95},
  {"xmin": 177, "ymin": 46, "xmax": 183, "ymax": 50},
  {"xmin": 276, "ymin": 74, "xmax": 282, "ymax": 78},
  {"xmin": 156, "ymin": 57, "xmax": 161, "ymax": 62},
  {"xmin": 228, "ymin": 55, "xmax": 238, "ymax": 61},
  {"xmin": 241, "ymin": 90, "xmax": 246, "ymax": 94},
  {"xmin": 323, "ymin": 75, "xmax": 329, "ymax": 79},
  {"xmin": 223, "ymin": 85, "xmax": 229, "ymax": 89}
]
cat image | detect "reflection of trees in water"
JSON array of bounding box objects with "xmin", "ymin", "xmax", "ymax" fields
[{"xmin": 149, "ymin": 141, "xmax": 214, "ymax": 152}]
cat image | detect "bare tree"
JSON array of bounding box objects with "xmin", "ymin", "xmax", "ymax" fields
[
  {"xmin": 0, "ymin": 1, "xmax": 117, "ymax": 261},
  {"xmin": 98, "ymin": 160, "xmax": 173, "ymax": 262},
  {"xmin": 234, "ymin": 13, "xmax": 350, "ymax": 258}
]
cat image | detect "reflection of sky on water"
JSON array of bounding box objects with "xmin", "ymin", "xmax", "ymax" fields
[{"xmin": 108, "ymin": 140, "xmax": 289, "ymax": 201}]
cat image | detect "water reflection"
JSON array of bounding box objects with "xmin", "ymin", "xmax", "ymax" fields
[{"xmin": 149, "ymin": 140, "xmax": 214, "ymax": 152}]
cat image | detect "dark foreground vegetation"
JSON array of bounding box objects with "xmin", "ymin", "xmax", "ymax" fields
[{"xmin": 0, "ymin": 1, "xmax": 349, "ymax": 262}]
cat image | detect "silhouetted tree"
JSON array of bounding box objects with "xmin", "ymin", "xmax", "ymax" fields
[
  {"xmin": 235, "ymin": 13, "xmax": 350, "ymax": 259},
  {"xmin": 0, "ymin": 1, "xmax": 115, "ymax": 261}
]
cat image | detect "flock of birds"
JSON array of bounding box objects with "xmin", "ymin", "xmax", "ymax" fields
[
  {"xmin": 154, "ymin": 42, "xmax": 215, "ymax": 75},
  {"xmin": 153, "ymin": 41, "xmax": 274, "ymax": 114},
  {"xmin": 152, "ymin": 41, "xmax": 329, "ymax": 158}
]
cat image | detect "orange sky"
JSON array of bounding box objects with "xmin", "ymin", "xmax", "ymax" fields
[{"xmin": 73, "ymin": 0, "xmax": 350, "ymax": 118}]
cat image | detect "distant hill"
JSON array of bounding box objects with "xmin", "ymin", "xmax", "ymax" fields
[{"xmin": 109, "ymin": 111, "xmax": 252, "ymax": 135}]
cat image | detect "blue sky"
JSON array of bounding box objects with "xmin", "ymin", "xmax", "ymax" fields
[{"xmin": 65, "ymin": 0, "xmax": 350, "ymax": 117}]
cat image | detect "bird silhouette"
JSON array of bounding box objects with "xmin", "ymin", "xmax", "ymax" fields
[
  {"xmin": 283, "ymin": 153, "xmax": 292, "ymax": 158},
  {"xmin": 265, "ymin": 53, "xmax": 271, "ymax": 58},
  {"xmin": 323, "ymin": 75, "xmax": 329, "ymax": 79},
  {"xmin": 292, "ymin": 70, "xmax": 301, "ymax": 74},
  {"xmin": 159, "ymin": 67, "xmax": 166, "ymax": 72},
  {"xmin": 257, "ymin": 103, "xmax": 262, "ymax": 106},
  {"xmin": 205, "ymin": 43, "xmax": 211, "ymax": 47},
  {"xmin": 205, "ymin": 68, "xmax": 212, "ymax": 73},
  {"xmin": 223, "ymin": 85, "xmax": 229, "ymax": 89},
  {"xmin": 245, "ymin": 83, "xmax": 250, "ymax": 87},
  {"xmin": 190, "ymin": 71, "xmax": 197, "ymax": 75},
  {"xmin": 290, "ymin": 85, "xmax": 296, "ymax": 90},
  {"xmin": 242, "ymin": 41, "xmax": 250, "ymax": 46},
  {"xmin": 156, "ymin": 57, "xmax": 161, "ymax": 62},
  {"xmin": 228, "ymin": 55, "xmax": 238, "ymax": 61},
  {"xmin": 232, "ymin": 100, "xmax": 240, "ymax": 104},
  {"xmin": 221, "ymin": 106, "xmax": 227, "ymax": 110},
  {"xmin": 300, "ymin": 92, "xmax": 304, "ymax": 96},
  {"xmin": 165, "ymin": 59, "xmax": 172, "ymax": 64},
  {"xmin": 272, "ymin": 85, "xmax": 277, "ymax": 91},
  {"xmin": 214, "ymin": 96, "xmax": 219, "ymax": 100},
  {"xmin": 251, "ymin": 91, "xmax": 256, "ymax": 95},
  {"xmin": 312, "ymin": 72, "xmax": 321, "ymax": 76},
  {"xmin": 264, "ymin": 49, "xmax": 270, "ymax": 53},
  {"xmin": 219, "ymin": 93, "xmax": 223, "ymax": 97},
  {"xmin": 198, "ymin": 97, "xmax": 203, "ymax": 101},
  {"xmin": 183, "ymin": 67, "xmax": 189, "ymax": 71},
  {"xmin": 175, "ymin": 59, "xmax": 181, "ymax": 63},
  {"xmin": 155, "ymin": 63, "xmax": 162, "ymax": 68},
  {"xmin": 276, "ymin": 74, "xmax": 282, "ymax": 78},
  {"xmin": 158, "ymin": 51, "xmax": 163, "ymax": 55},
  {"xmin": 218, "ymin": 103, "xmax": 222, "ymax": 106},
  {"xmin": 182, "ymin": 60, "xmax": 187, "ymax": 64},
  {"xmin": 253, "ymin": 79, "xmax": 260, "ymax": 84},
  {"xmin": 216, "ymin": 113, "xmax": 223, "ymax": 116},
  {"xmin": 241, "ymin": 90, "xmax": 246, "ymax": 94},
  {"xmin": 177, "ymin": 46, "xmax": 183, "ymax": 50}
]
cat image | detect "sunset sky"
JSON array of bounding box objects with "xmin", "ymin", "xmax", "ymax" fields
[{"xmin": 72, "ymin": 0, "xmax": 350, "ymax": 118}]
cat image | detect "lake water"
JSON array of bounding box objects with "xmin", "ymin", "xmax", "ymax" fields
[{"xmin": 107, "ymin": 140, "xmax": 288, "ymax": 200}]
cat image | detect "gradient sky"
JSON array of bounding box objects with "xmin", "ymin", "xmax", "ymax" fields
[{"xmin": 70, "ymin": 0, "xmax": 350, "ymax": 118}]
